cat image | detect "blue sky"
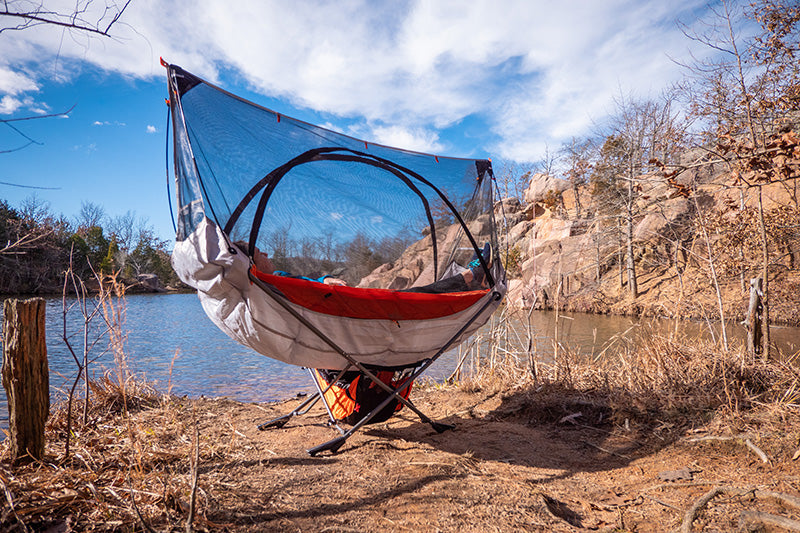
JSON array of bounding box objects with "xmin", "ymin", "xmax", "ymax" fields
[{"xmin": 1, "ymin": 0, "xmax": 734, "ymax": 244}]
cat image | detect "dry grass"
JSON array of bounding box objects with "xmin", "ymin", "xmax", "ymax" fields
[
  {"xmin": 0, "ymin": 273, "xmax": 206, "ymax": 532},
  {"xmin": 456, "ymin": 313, "xmax": 800, "ymax": 437},
  {"xmin": 2, "ymin": 301, "xmax": 799, "ymax": 530},
  {"xmin": 0, "ymin": 378, "xmax": 201, "ymax": 531}
]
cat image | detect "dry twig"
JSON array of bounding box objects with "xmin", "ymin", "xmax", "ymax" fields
[
  {"xmin": 679, "ymin": 486, "xmax": 730, "ymax": 533},
  {"xmin": 128, "ymin": 476, "xmax": 157, "ymax": 533},
  {"xmin": 186, "ymin": 415, "xmax": 201, "ymax": 533},
  {"xmin": 744, "ymin": 438, "xmax": 770, "ymax": 464},
  {"xmin": 739, "ymin": 511, "xmax": 800, "ymax": 531},
  {"xmin": 0, "ymin": 477, "xmax": 28, "ymax": 533},
  {"xmin": 754, "ymin": 490, "xmax": 800, "ymax": 509},
  {"xmin": 679, "ymin": 486, "xmax": 800, "ymax": 533}
]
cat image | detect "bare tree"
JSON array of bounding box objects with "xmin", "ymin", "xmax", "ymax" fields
[
  {"xmin": 559, "ymin": 137, "xmax": 594, "ymax": 219},
  {"xmin": 1, "ymin": 1, "xmax": 133, "ymax": 152},
  {"xmin": 106, "ymin": 211, "xmax": 138, "ymax": 252},
  {"xmin": 590, "ymin": 92, "xmax": 686, "ymax": 298},
  {"xmin": 76, "ymin": 200, "xmax": 106, "ymax": 230},
  {"xmin": 60, "ymin": 250, "xmax": 110, "ymax": 457},
  {"xmin": 493, "ymin": 159, "xmax": 535, "ymax": 202},
  {"xmin": 678, "ymin": 0, "xmax": 800, "ymax": 358},
  {"xmin": 0, "ymin": 0, "xmax": 132, "ymax": 36},
  {"xmin": 537, "ymin": 143, "xmax": 557, "ymax": 176}
]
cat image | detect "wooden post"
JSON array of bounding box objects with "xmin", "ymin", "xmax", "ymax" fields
[
  {"xmin": 2, "ymin": 298, "xmax": 49, "ymax": 464},
  {"xmin": 746, "ymin": 277, "xmax": 763, "ymax": 356}
]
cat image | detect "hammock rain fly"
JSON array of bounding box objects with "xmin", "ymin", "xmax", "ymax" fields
[{"xmin": 165, "ymin": 63, "xmax": 506, "ymax": 371}]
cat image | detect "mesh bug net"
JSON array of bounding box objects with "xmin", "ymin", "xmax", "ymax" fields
[{"xmin": 166, "ymin": 63, "xmax": 506, "ymax": 371}]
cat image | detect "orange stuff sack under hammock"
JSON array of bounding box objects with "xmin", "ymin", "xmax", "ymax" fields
[{"xmin": 313, "ymin": 369, "xmax": 413, "ymax": 425}]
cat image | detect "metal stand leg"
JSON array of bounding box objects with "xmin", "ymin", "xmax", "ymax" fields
[
  {"xmin": 249, "ymin": 272, "xmax": 502, "ymax": 456},
  {"xmin": 307, "ymin": 367, "xmax": 348, "ymax": 434},
  {"xmin": 306, "ymin": 369, "xmax": 455, "ymax": 457},
  {"xmin": 257, "ymin": 367, "xmax": 354, "ymax": 433},
  {"xmin": 257, "ymin": 390, "xmax": 322, "ymax": 430}
]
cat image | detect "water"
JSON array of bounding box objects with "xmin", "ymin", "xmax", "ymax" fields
[
  {"xmin": 494, "ymin": 309, "xmax": 800, "ymax": 363},
  {"xmin": 1, "ymin": 293, "xmax": 799, "ymax": 432}
]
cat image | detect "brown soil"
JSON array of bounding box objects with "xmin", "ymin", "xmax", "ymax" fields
[{"xmin": 5, "ymin": 384, "xmax": 798, "ymax": 532}]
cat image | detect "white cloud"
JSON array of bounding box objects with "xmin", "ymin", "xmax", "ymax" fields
[
  {"xmin": 146, "ymin": 125, "xmax": 157, "ymax": 133},
  {"xmin": 92, "ymin": 120, "xmax": 126, "ymax": 127},
  {"xmin": 0, "ymin": 66, "xmax": 40, "ymax": 114},
  {"xmin": 0, "ymin": 95, "xmax": 25, "ymax": 114},
  {"xmin": 0, "ymin": 66, "xmax": 38, "ymax": 94},
  {"xmin": 3, "ymin": 0, "xmax": 724, "ymax": 162},
  {"xmin": 369, "ymin": 124, "xmax": 443, "ymax": 154},
  {"xmin": 0, "ymin": 93, "xmax": 49, "ymax": 115}
]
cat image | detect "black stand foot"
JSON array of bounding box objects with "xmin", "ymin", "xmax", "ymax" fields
[
  {"xmin": 307, "ymin": 436, "xmax": 347, "ymax": 457},
  {"xmin": 258, "ymin": 414, "xmax": 292, "ymax": 430},
  {"xmin": 430, "ymin": 422, "xmax": 456, "ymax": 433}
]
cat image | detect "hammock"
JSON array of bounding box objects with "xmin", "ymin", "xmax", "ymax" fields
[{"xmin": 164, "ymin": 61, "xmax": 506, "ymax": 454}]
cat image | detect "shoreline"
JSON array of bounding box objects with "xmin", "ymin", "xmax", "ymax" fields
[
  {"xmin": 1, "ymin": 381, "xmax": 798, "ymax": 532},
  {"xmin": 1, "ymin": 333, "xmax": 799, "ymax": 531}
]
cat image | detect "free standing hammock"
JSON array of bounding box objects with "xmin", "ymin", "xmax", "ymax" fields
[{"xmin": 164, "ymin": 61, "xmax": 506, "ymax": 455}]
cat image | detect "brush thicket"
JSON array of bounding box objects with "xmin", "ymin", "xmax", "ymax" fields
[{"xmin": 452, "ymin": 311, "xmax": 800, "ymax": 433}]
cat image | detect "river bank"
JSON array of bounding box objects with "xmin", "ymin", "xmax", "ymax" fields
[
  {"xmin": 1, "ymin": 334, "xmax": 798, "ymax": 531},
  {"xmin": 549, "ymin": 265, "xmax": 800, "ymax": 329}
]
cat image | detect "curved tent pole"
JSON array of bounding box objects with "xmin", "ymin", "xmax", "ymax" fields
[
  {"xmin": 220, "ymin": 147, "xmax": 441, "ymax": 276},
  {"xmin": 165, "ymin": 61, "xmax": 494, "ymax": 280},
  {"xmin": 247, "ymin": 153, "xmax": 441, "ymax": 280},
  {"xmin": 223, "ymin": 147, "xmax": 344, "ymax": 234},
  {"xmin": 337, "ymin": 149, "xmax": 495, "ymax": 287},
  {"xmin": 164, "ymin": 104, "xmax": 177, "ymax": 235},
  {"xmin": 224, "ymin": 147, "xmax": 494, "ymax": 287}
]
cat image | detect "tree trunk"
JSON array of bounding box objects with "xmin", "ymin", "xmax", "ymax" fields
[
  {"xmin": 2, "ymin": 298, "xmax": 50, "ymax": 464},
  {"xmin": 617, "ymin": 219, "xmax": 625, "ymax": 289},
  {"xmin": 739, "ymin": 188, "xmax": 746, "ymax": 294},
  {"xmin": 693, "ymin": 190, "xmax": 728, "ymax": 350},
  {"xmin": 757, "ymin": 188, "xmax": 771, "ymax": 359},
  {"xmin": 625, "ymin": 169, "xmax": 638, "ymax": 298},
  {"xmin": 626, "ymin": 210, "xmax": 638, "ymax": 297},
  {"xmin": 746, "ymin": 277, "xmax": 763, "ymax": 356},
  {"xmin": 572, "ymin": 183, "xmax": 582, "ymax": 219},
  {"xmin": 595, "ymin": 237, "xmax": 601, "ymax": 282}
]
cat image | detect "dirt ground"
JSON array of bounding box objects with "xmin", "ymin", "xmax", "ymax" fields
[
  {"xmin": 3, "ymin": 383, "xmax": 800, "ymax": 532},
  {"xmin": 157, "ymin": 386, "xmax": 799, "ymax": 532}
]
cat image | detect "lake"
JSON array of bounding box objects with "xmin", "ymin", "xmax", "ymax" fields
[{"xmin": 2, "ymin": 292, "xmax": 799, "ymax": 432}]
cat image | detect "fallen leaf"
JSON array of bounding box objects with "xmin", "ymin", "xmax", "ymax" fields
[{"xmin": 658, "ymin": 468, "xmax": 693, "ymax": 482}]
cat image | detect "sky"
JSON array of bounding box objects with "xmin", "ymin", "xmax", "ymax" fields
[{"xmin": 0, "ymin": 0, "xmax": 735, "ymax": 244}]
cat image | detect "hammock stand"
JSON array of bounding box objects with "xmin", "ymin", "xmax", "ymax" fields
[
  {"xmin": 163, "ymin": 60, "xmax": 507, "ymax": 456},
  {"xmin": 252, "ymin": 270, "xmax": 502, "ymax": 456}
]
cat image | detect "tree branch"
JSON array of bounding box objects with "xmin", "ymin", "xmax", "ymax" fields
[
  {"xmin": 0, "ymin": 2, "xmax": 131, "ymax": 37},
  {"xmin": 0, "ymin": 104, "xmax": 76, "ymax": 123}
]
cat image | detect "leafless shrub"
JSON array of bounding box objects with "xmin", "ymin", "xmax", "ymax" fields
[{"xmin": 457, "ymin": 318, "xmax": 800, "ymax": 433}]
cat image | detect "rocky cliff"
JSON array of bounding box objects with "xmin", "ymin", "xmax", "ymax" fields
[
  {"xmin": 358, "ymin": 160, "xmax": 800, "ymax": 327},
  {"xmin": 499, "ymin": 164, "xmax": 800, "ymax": 327}
]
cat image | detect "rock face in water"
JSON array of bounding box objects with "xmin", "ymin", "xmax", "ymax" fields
[
  {"xmin": 132, "ymin": 273, "xmax": 166, "ymax": 293},
  {"xmin": 502, "ymin": 170, "xmax": 799, "ymax": 324}
]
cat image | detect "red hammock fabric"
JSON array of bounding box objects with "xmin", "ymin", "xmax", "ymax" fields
[{"xmin": 252, "ymin": 268, "xmax": 487, "ymax": 321}]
